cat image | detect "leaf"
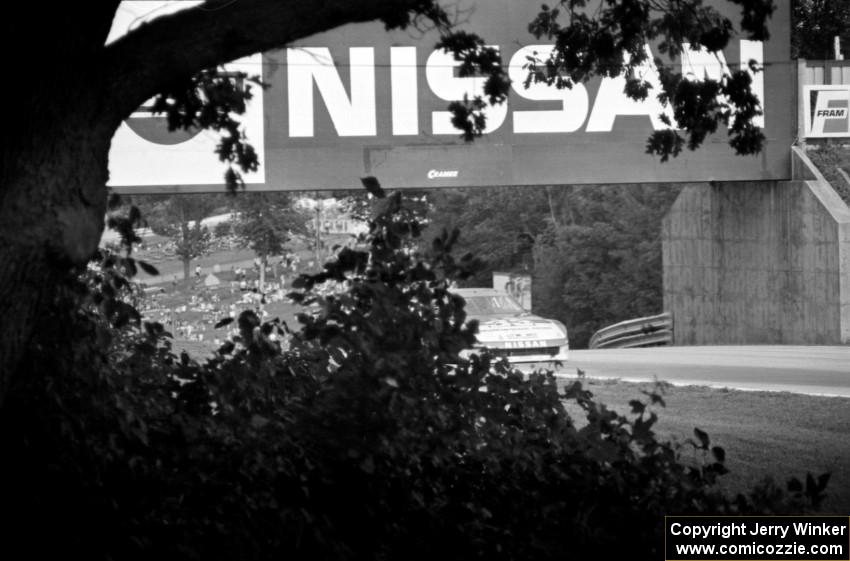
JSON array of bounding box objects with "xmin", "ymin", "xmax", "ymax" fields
[
  {"xmin": 360, "ymin": 176, "xmax": 385, "ymax": 199},
  {"xmin": 107, "ymin": 192, "xmax": 123, "ymax": 210},
  {"xmin": 806, "ymin": 472, "xmax": 816, "ymax": 492},
  {"xmin": 629, "ymin": 399, "xmax": 645, "ymax": 415},
  {"xmin": 122, "ymin": 257, "xmax": 138, "ymax": 277},
  {"xmin": 215, "ymin": 317, "xmax": 235, "ymax": 329},
  {"xmin": 787, "ymin": 477, "xmax": 803, "ymax": 493},
  {"xmin": 251, "ymin": 414, "xmax": 269, "ymax": 429},
  {"xmin": 711, "ymin": 446, "xmax": 725, "ymax": 463},
  {"xmin": 693, "ymin": 427, "xmax": 710, "ymax": 449},
  {"xmin": 137, "ymin": 260, "xmax": 159, "ymax": 276}
]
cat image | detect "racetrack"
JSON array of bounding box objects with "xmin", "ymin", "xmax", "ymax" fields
[{"xmin": 520, "ymin": 346, "xmax": 850, "ymax": 398}]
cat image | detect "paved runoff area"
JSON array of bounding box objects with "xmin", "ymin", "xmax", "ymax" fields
[{"xmin": 526, "ymin": 346, "xmax": 850, "ymax": 398}]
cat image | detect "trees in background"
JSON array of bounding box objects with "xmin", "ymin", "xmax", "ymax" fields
[
  {"xmin": 424, "ymin": 184, "xmax": 681, "ymax": 348},
  {"xmin": 533, "ymin": 184, "xmax": 683, "ymax": 348},
  {"xmin": 230, "ymin": 192, "xmax": 307, "ymax": 292},
  {"xmin": 136, "ymin": 194, "xmax": 223, "ymax": 281},
  {"xmin": 793, "ymin": 0, "xmax": 850, "ymax": 59},
  {"xmin": 425, "ymin": 187, "xmax": 555, "ymax": 287}
]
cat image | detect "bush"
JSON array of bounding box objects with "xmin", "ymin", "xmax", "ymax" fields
[
  {"xmin": 0, "ymin": 182, "xmax": 828, "ymax": 560},
  {"xmin": 213, "ymin": 219, "xmax": 233, "ymax": 239}
]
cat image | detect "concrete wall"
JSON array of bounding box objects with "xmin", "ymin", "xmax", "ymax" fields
[{"xmin": 662, "ymin": 180, "xmax": 850, "ymax": 345}]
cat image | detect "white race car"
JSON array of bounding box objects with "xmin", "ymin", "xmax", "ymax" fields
[{"xmin": 453, "ymin": 288, "xmax": 569, "ymax": 363}]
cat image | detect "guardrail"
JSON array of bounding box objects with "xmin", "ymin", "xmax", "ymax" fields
[{"xmin": 588, "ymin": 312, "xmax": 673, "ymax": 350}]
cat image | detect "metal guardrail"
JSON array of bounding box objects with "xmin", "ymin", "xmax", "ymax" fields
[{"xmin": 589, "ymin": 312, "xmax": 673, "ymax": 350}]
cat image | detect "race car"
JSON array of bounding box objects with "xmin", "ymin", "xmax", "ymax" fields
[{"xmin": 453, "ymin": 288, "xmax": 569, "ymax": 363}]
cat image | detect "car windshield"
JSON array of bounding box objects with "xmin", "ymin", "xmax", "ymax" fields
[{"xmin": 463, "ymin": 294, "xmax": 524, "ymax": 315}]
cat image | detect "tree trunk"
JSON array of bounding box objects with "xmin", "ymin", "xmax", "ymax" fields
[
  {"xmin": 0, "ymin": 0, "xmax": 464, "ymax": 410},
  {"xmin": 180, "ymin": 209, "xmax": 191, "ymax": 281},
  {"xmin": 0, "ymin": 248, "xmax": 55, "ymax": 398},
  {"xmin": 545, "ymin": 186, "xmax": 560, "ymax": 228},
  {"xmin": 0, "ymin": 116, "xmax": 111, "ymax": 407},
  {"xmin": 259, "ymin": 255, "xmax": 267, "ymax": 294},
  {"xmin": 315, "ymin": 201, "xmax": 322, "ymax": 267}
]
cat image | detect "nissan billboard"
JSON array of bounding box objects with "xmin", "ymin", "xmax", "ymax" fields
[{"xmin": 108, "ymin": 0, "xmax": 793, "ymax": 193}]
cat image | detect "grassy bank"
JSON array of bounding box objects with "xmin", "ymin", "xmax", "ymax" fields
[{"xmin": 560, "ymin": 377, "xmax": 850, "ymax": 514}]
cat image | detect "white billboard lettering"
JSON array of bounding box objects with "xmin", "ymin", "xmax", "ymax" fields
[
  {"xmin": 283, "ymin": 40, "xmax": 764, "ymax": 139},
  {"xmin": 682, "ymin": 43, "xmax": 732, "ymax": 81},
  {"xmin": 426, "ymin": 47, "xmax": 508, "ymax": 134},
  {"xmin": 287, "ymin": 47, "xmax": 377, "ymax": 137},
  {"xmin": 587, "ymin": 45, "xmax": 676, "ymax": 132},
  {"xmin": 391, "ymin": 47, "xmax": 419, "ymax": 135},
  {"xmin": 509, "ymin": 46, "xmax": 589, "ymax": 133}
]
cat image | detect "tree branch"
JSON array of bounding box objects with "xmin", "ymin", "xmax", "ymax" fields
[{"xmin": 101, "ymin": 0, "xmax": 445, "ymax": 125}]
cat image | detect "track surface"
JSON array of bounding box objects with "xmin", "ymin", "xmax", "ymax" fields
[{"xmin": 519, "ymin": 346, "xmax": 850, "ymax": 398}]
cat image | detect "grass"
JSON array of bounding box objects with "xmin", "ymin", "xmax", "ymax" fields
[
  {"xmin": 132, "ymin": 232, "xmax": 356, "ymax": 283},
  {"xmin": 558, "ymin": 376, "xmax": 850, "ymax": 514}
]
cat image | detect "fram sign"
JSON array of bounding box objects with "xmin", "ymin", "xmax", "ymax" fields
[
  {"xmin": 108, "ymin": 0, "xmax": 793, "ymax": 193},
  {"xmin": 804, "ymin": 85, "xmax": 850, "ymax": 138}
]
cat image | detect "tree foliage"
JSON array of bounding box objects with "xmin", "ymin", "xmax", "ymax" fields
[
  {"xmin": 230, "ymin": 192, "xmax": 306, "ymax": 259},
  {"xmin": 136, "ymin": 194, "xmax": 222, "ymax": 279},
  {"xmin": 422, "ymin": 184, "xmax": 681, "ymax": 348},
  {"xmin": 152, "ymin": 68, "xmax": 264, "ymax": 192},
  {"xmin": 533, "ymin": 184, "xmax": 683, "ymax": 347},
  {"xmin": 1, "ymin": 186, "xmax": 829, "ymax": 560},
  {"xmin": 424, "ymin": 187, "xmax": 555, "ymax": 286},
  {"xmin": 441, "ymin": 0, "xmax": 775, "ymax": 159},
  {"xmin": 228, "ymin": 191, "xmax": 308, "ymax": 289},
  {"xmin": 792, "ymin": 0, "xmax": 850, "ymax": 59}
]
